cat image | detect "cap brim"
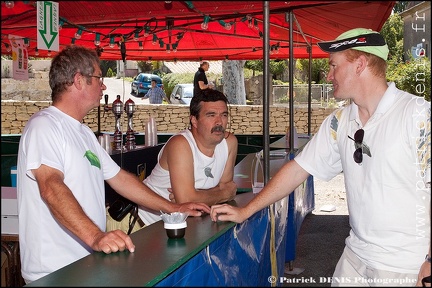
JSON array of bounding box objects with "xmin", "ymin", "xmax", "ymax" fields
[{"xmin": 317, "ymin": 33, "xmax": 386, "ymax": 53}]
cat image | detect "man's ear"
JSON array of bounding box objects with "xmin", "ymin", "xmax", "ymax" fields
[
  {"xmin": 73, "ymin": 72, "xmax": 83, "ymax": 89},
  {"xmin": 190, "ymin": 115, "xmax": 198, "ymax": 128},
  {"xmin": 356, "ymin": 55, "xmax": 367, "ymax": 75}
]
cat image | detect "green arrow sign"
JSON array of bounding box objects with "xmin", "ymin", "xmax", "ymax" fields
[{"xmin": 37, "ymin": 1, "xmax": 59, "ymax": 51}]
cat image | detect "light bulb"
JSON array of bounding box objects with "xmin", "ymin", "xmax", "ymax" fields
[
  {"xmin": 248, "ymin": 19, "xmax": 253, "ymax": 29},
  {"xmin": 94, "ymin": 33, "xmax": 100, "ymax": 46},
  {"xmin": 35, "ymin": 48, "xmax": 39, "ymax": 56},
  {"xmin": 201, "ymin": 22, "xmax": 208, "ymax": 30},
  {"xmin": 224, "ymin": 23, "xmax": 231, "ymax": 30},
  {"xmin": 5, "ymin": 1, "xmax": 14, "ymax": 9},
  {"xmin": 75, "ymin": 28, "xmax": 83, "ymax": 39},
  {"xmin": 152, "ymin": 34, "xmax": 158, "ymax": 45},
  {"xmin": 58, "ymin": 19, "xmax": 64, "ymax": 30},
  {"xmin": 5, "ymin": 44, "xmax": 11, "ymax": 52},
  {"xmin": 139, "ymin": 41, "xmax": 143, "ymax": 50},
  {"xmin": 109, "ymin": 37, "xmax": 115, "ymax": 48},
  {"xmin": 24, "ymin": 38, "xmax": 30, "ymax": 48},
  {"xmin": 47, "ymin": 50, "xmax": 52, "ymax": 57},
  {"xmin": 201, "ymin": 15, "xmax": 210, "ymax": 30},
  {"xmin": 144, "ymin": 27, "xmax": 150, "ymax": 37},
  {"xmin": 134, "ymin": 31, "xmax": 139, "ymax": 41}
]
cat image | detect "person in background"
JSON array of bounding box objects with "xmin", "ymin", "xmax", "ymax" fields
[
  {"xmin": 210, "ymin": 28, "xmax": 431, "ymax": 286},
  {"xmin": 143, "ymin": 79, "xmax": 168, "ymax": 104},
  {"xmin": 138, "ymin": 88, "xmax": 237, "ymax": 226},
  {"xmin": 17, "ymin": 45, "xmax": 210, "ymax": 283},
  {"xmin": 193, "ymin": 60, "xmax": 214, "ymax": 97}
]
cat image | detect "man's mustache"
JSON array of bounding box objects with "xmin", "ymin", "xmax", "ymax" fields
[{"xmin": 211, "ymin": 125, "xmax": 225, "ymax": 133}]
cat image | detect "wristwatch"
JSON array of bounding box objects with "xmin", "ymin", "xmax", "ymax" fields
[{"xmin": 426, "ymin": 254, "xmax": 431, "ymax": 263}]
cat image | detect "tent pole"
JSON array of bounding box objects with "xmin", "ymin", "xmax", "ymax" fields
[{"xmin": 263, "ymin": 1, "xmax": 271, "ymax": 184}]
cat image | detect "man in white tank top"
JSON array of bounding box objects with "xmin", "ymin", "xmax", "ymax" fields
[{"xmin": 138, "ymin": 89, "xmax": 238, "ymax": 226}]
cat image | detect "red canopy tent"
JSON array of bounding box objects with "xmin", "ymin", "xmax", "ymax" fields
[{"xmin": 1, "ymin": 1, "xmax": 394, "ymax": 61}]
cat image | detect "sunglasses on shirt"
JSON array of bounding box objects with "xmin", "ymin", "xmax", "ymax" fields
[{"xmin": 348, "ymin": 129, "xmax": 372, "ymax": 164}]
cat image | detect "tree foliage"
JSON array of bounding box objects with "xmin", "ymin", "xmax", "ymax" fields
[{"xmin": 380, "ymin": 13, "xmax": 404, "ymax": 62}]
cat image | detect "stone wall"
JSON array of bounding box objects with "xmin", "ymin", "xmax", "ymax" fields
[{"xmin": 1, "ymin": 100, "xmax": 335, "ymax": 135}]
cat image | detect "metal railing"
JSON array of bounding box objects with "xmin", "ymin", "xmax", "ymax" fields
[{"xmin": 272, "ymin": 84, "xmax": 347, "ymax": 108}]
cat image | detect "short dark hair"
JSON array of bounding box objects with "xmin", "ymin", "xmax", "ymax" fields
[{"xmin": 190, "ymin": 89, "xmax": 228, "ymax": 119}]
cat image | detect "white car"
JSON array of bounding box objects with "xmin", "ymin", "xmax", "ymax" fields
[{"xmin": 170, "ymin": 84, "xmax": 193, "ymax": 105}]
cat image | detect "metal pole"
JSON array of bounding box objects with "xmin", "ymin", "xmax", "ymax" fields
[{"xmin": 263, "ymin": 1, "xmax": 270, "ymax": 184}]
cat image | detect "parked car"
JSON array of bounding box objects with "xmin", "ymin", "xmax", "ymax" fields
[
  {"xmin": 130, "ymin": 73, "xmax": 163, "ymax": 97},
  {"xmin": 169, "ymin": 84, "xmax": 194, "ymax": 105}
]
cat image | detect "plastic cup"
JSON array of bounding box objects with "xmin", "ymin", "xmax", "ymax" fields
[{"xmin": 164, "ymin": 221, "xmax": 187, "ymax": 239}]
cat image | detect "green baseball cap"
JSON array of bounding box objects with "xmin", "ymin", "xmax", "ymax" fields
[{"xmin": 317, "ymin": 28, "xmax": 389, "ymax": 61}]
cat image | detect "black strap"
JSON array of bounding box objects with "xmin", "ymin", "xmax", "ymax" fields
[
  {"xmin": 127, "ymin": 205, "xmax": 139, "ymax": 235},
  {"xmin": 422, "ymin": 275, "xmax": 431, "ymax": 287}
]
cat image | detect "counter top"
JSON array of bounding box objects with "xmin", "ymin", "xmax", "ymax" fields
[{"xmin": 26, "ymin": 192, "xmax": 256, "ymax": 287}]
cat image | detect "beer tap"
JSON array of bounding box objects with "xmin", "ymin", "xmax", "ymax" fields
[
  {"xmin": 103, "ymin": 94, "xmax": 111, "ymax": 117},
  {"xmin": 124, "ymin": 98, "xmax": 136, "ymax": 150},
  {"xmin": 112, "ymin": 95, "xmax": 123, "ymax": 151}
]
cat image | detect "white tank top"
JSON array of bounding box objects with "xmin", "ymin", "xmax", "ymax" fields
[{"xmin": 138, "ymin": 129, "xmax": 228, "ymax": 225}]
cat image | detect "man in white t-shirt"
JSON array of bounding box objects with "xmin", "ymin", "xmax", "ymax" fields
[
  {"xmin": 210, "ymin": 28, "xmax": 431, "ymax": 286},
  {"xmin": 17, "ymin": 45, "xmax": 210, "ymax": 283},
  {"xmin": 138, "ymin": 89, "xmax": 238, "ymax": 226}
]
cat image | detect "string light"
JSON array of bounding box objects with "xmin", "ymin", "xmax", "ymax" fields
[
  {"xmin": 201, "ymin": 15, "xmax": 210, "ymax": 30},
  {"xmin": 58, "ymin": 19, "xmax": 65, "ymax": 30},
  {"xmin": 71, "ymin": 38, "xmax": 76, "ymax": 45},
  {"xmin": 94, "ymin": 33, "xmax": 100, "ymax": 46},
  {"xmin": 184, "ymin": 1, "xmax": 194, "ymax": 9},
  {"xmin": 218, "ymin": 20, "xmax": 231, "ymax": 31},
  {"xmin": 152, "ymin": 34, "xmax": 158, "ymax": 45},
  {"xmin": 5, "ymin": 1, "xmax": 14, "ymax": 8},
  {"xmin": 75, "ymin": 28, "xmax": 83, "ymax": 39},
  {"xmin": 138, "ymin": 41, "xmax": 143, "ymax": 50},
  {"xmin": 143, "ymin": 26, "xmax": 150, "ymax": 37},
  {"xmin": 35, "ymin": 48, "xmax": 39, "ymax": 56},
  {"xmin": 133, "ymin": 31, "xmax": 140, "ymax": 41},
  {"xmin": 24, "ymin": 38, "xmax": 30, "ymax": 48},
  {"xmin": 159, "ymin": 39, "xmax": 164, "ymax": 48},
  {"xmin": 166, "ymin": 44, "xmax": 170, "ymax": 53},
  {"xmin": 172, "ymin": 43, "xmax": 178, "ymax": 52},
  {"xmin": 47, "ymin": 50, "xmax": 52, "ymax": 57},
  {"xmin": 248, "ymin": 19, "xmax": 253, "ymax": 29},
  {"xmin": 109, "ymin": 36, "xmax": 115, "ymax": 48},
  {"xmin": 254, "ymin": 19, "xmax": 259, "ymax": 30}
]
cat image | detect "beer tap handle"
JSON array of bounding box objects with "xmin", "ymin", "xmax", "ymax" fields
[{"xmin": 103, "ymin": 94, "xmax": 110, "ymax": 113}]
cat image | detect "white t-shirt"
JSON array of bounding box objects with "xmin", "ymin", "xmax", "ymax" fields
[
  {"xmin": 17, "ymin": 106, "xmax": 121, "ymax": 282},
  {"xmin": 138, "ymin": 129, "xmax": 228, "ymax": 225},
  {"xmin": 295, "ymin": 82, "xmax": 431, "ymax": 274}
]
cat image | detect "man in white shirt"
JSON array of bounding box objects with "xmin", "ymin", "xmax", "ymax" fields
[{"xmin": 210, "ymin": 28, "xmax": 431, "ymax": 286}]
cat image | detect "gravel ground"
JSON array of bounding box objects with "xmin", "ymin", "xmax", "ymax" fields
[
  {"xmin": 313, "ymin": 173, "xmax": 348, "ymax": 216},
  {"xmin": 282, "ymin": 172, "xmax": 351, "ymax": 287}
]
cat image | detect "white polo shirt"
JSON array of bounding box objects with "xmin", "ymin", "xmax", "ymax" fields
[{"xmin": 295, "ymin": 82, "xmax": 431, "ymax": 274}]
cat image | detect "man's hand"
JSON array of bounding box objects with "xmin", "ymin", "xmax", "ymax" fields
[
  {"xmin": 210, "ymin": 203, "xmax": 247, "ymax": 223},
  {"xmin": 416, "ymin": 259, "xmax": 431, "ymax": 287},
  {"xmin": 91, "ymin": 230, "xmax": 135, "ymax": 254},
  {"xmin": 177, "ymin": 202, "xmax": 210, "ymax": 216}
]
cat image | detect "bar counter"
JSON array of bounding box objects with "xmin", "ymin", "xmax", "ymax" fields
[{"xmin": 25, "ymin": 191, "xmax": 289, "ymax": 286}]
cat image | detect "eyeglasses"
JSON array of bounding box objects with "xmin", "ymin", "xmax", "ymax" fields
[
  {"xmin": 347, "ymin": 129, "xmax": 371, "ymax": 164},
  {"xmin": 87, "ymin": 75, "xmax": 104, "ymax": 86}
]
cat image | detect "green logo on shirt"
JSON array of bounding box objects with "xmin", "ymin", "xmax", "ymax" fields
[{"xmin": 84, "ymin": 150, "xmax": 101, "ymax": 169}]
